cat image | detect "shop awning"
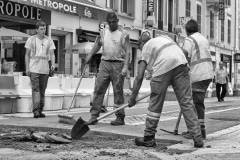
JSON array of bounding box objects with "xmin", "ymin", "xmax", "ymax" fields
[
  {"xmin": 0, "ymin": 27, "xmax": 30, "ymax": 44},
  {"xmin": 64, "ymin": 42, "xmax": 102, "ymax": 54}
]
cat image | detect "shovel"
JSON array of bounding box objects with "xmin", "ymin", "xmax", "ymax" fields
[
  {"xmin": 71, "ymin": 93, "xmax": 150, "ymax": 140},
  {"xmin": 160, "ymin": 110, "xmax": 182, "ymax": 135}
]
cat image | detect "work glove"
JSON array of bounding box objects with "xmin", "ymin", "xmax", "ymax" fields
[{"xmin": 128, "ymin": 96, "xmax": 136, "ymax": 108}]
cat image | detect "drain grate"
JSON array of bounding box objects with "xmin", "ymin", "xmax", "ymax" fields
[{"xmin": 100, "ymin": 105, "xmax": 240, "ymax": 125}]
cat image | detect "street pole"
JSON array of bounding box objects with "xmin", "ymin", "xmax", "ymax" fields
[{"xmin": 234, "ymin": 0, "xmax": 238, "ymax": 89}]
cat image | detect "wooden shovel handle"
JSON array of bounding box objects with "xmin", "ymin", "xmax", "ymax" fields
[{"xmin": 97, "ymin": 93, "xmax": 150, "ymax": 121}]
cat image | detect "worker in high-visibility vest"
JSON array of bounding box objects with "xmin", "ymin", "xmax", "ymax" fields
[
  {"xmin": 128, "ymin": 34, "xmax": 204, "ymax": 148},
  {"xmin": 181, "ymin": 19, "xmax": 214, "ymax": 139}
]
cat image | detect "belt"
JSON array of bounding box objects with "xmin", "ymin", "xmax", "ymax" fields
[{"xmin": 102, "ymin": 59, "xmax": 123, "ymax": 63}]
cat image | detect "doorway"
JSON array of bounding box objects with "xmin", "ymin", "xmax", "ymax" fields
[{"xmin": 51, "ymin": 36, "xmax": 60, "ymax": 71}]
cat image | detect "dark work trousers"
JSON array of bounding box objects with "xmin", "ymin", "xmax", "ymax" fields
[
  {"xmin": 90, "ymin": 60, "xmax": 125, "ymax": 117},
  {"xmin": 216, "ymin": 83, "xmax": 227, "ymax": 101},
  {"xmin": 192, "ymin": 79, "xmax": 211, "ymax": 128},
  {"xmin": 30, "ymin": 72, "xmax": 49, "ymax": 113},
  {"xmin": 144, "ymin": 64, "xmax": 202, "ymax": 140}
]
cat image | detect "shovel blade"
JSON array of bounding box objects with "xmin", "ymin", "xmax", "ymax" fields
[{"xmin": 71, "ymin": 117, "xmax": 90, "ymax": 140}]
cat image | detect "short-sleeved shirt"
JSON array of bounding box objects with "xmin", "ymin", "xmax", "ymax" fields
[
  {"xmin": 25, "ymin": 35, "xmax": 55, "ymax": 74},
  {"xmin": 100, "ymin": 26, "xmax": 129, "ymax": 61},
  {"xmin": 140, "ymin": 36, "xmax": 187, "ymax": 77},
  {"xmin": 215, "ymin": 67, "xmax": 228, "ymax": 84}
]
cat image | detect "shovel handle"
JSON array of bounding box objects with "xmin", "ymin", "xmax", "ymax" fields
[{"xmin": 97, "ymin": 93, "xmax": 150, "ymax": 121}]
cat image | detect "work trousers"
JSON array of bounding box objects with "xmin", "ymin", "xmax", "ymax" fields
[
  {"xmin": 192, "ymin": 79, "xmax": 211, "ymax": 128},
  {"xmin": 216, "ymin": 83, "xmax": 227, "ymax": 101},
  {"xmin": 90, "ymin": 60, "xmax": 125, "ymax": 117},
  {"xmin": 144, "ymin": 64, "xmax": 202, "ymax": 140},
  {"xmin": 30, "ymin": 72, "xmax": 49, "ymax": 113}
]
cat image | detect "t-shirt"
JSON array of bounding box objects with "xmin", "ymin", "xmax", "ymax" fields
[
  {"xmin": 140, "ymin": 36, "xmax": 187, "ymax": 77},
  {"xmin": 100, "ymin": 26, "xmax": 129, "ymax": 61},
  {"xmin": 25, "ymin": 35, "xmax": 55, "ymax": 74},
  {"xmin": 215, "ymin": 67, "xmax": 228, "ymax": 84}
]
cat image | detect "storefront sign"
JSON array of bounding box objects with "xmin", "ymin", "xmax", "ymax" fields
[
  {"xmin": 10, "ymin": 0, "xmax": 77, "ymax": 15},
  {"xmin": 0, "ymin": 0, "xmax": 51, "ymax": 24},
  {"xmin": 10, "ymin": 0, "xmax": 109, "ymax": 22},
  {"xmin": 219, "ymin": 0, "xmax": 225, "ymax": 20},
  {"xmin": 0, "ymin": 0, "xmax": 41, "ymax": 20},
  {"xmin": 147, "ymin": 0, "xmax": 154, "ymax": 13}
]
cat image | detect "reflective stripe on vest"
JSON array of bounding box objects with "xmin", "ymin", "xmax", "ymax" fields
[
  {"xmin": 152, "ymin": 42, "xmax": 176, "ymax": 67},
  {"xmin": 188, "ymin": 36, "xmax": 212, "ymax": 67}
]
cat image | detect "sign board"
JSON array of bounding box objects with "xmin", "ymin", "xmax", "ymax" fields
[
  {"xmin": 234, "ymin": 53, "xmax": 240, "ymax": 63},
  {"xmin": 219, "ymin": 0, "xmax": 225, "ymax": 20},
  {"xmin": 147, "ymin": 0, "xmax": 154, "ymax": 13}
]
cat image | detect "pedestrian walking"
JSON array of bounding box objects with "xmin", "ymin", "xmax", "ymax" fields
[
  {"xmin": 181, "ymin": 19, "xmax": 214, "ymax": 139},
  {"xmin": 128, "ymin": 34, "xmax": 204, "ymax": 148},
  {"xmin": 86, "ymin": 12, "xmax": 131, "ymax": 125},
  {"xmin": 25, "ymin": 21, "xmax": 56, "ymax": 118},
  {"xmin": 215, "ymin": 61, "xmax": 228, "ymax": 102}
]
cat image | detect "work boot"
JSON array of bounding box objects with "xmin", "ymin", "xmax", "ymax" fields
[
  {"xmin": 193, "ymin": 138, "xmax": 204, "ymax": 148},
  {"xmin": 110, "ymin": 115, "xmax": 125, "ymax": 125},
  {"xmin": 33, "ymin": 111, "xmax": 40, "ymax": 118},
  {"xmin": 101, "ymin": 106, "xmax": 108, "ymax": 113},
  {"xmin": 39, "ymin": 112, "xmax": 46, "ymax": 118},
  {"xmin": 135, "ymin": 135, "xmax": 156, "ymax": 147},
  {"xmin": 182, "ymin": 130, "xmax": 206, "ymax": 139},
  {"xmin": 87, "ymin": 116, "xmax": 98, "ymax": 125}
]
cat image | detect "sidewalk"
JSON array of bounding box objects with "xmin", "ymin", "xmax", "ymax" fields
[{"xmin": 0, "ymin": 96, "xmax": 240, "ymax": 160}]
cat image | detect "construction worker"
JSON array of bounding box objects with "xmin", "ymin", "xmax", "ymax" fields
[
  {"xmin": 86, "ymin": 12, "xmax": 131, "ymax": 125},
  {"xmin": 181, "ymin": 19, "xmax": 214, "ymax": 139},
  {"xmin": 128, "ymin": 34, "xmax": 204, "ymax": 148}
]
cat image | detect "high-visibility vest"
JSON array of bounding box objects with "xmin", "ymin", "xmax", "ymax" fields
[{"xmin": 186, "ymin": 33, "xmax": 214, "ymax": 83}]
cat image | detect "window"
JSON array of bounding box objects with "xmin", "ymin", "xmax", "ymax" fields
[
  {"xmin": 122, "ymin": 0, "xmax": 128, "ymax": 13},
  {"xmin": 197, "ymin": 4, "xmax": 201, "ymax": 33},
  {"xmin": 106, "ymin": 0, "xmax": 114, "ymax": 9},
  {"xmin": 158, "ymin": 0, "xmax": 163, "ymax": 30},
  {"xmin": 225, "ymin": 0, "xmax": 231, "ymax": 6},
  {"xmin": 121, "ymin": 0, "xmax": 135, "ymax": 17},
  {"xmin": 185, "ymin": 0, "xmax": 191, "ymax": 17},
  {"xmin": 228, "ymin": 20, "xmax": 231, "ymax": 43},
  {"xmin": 210, "ymin": 11, "xmax": 214, "ymax": 39},
  {"xmin": 221, "ymin": 20, "xmax": 224, "ymax": 42},
  {"xmin": 168, "ymin": 0, "xmax": 173, "ymax": 32}
]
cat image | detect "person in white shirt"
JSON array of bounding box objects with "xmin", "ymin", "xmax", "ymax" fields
[
  {"xmin": 128, "ymin": 34, "xmax": 204, "ymax": 148},
  {"xmin": 215, "ymin": 61, "xmax": 228, "ymax": 102},
  {"xmin": 25, "ymin": 21, "xmax": 55, "ymax": 118}
]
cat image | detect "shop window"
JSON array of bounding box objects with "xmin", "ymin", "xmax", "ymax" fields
[
  {"xmin": 185, "ymin": 0, "xmax": 191, "ymax": 17},
  {"xmin": 210, "ymin": 11, "xmax": 214, "ymax": 39},
  {"xmin": 121, "ymin": 0, "xmax": 135, "ymax": 17},
  {"xmin": 157, "ymin": 0, "xmax": 163, "ymax": 30},
  {"xmin": 221, "ymin": 20, "xmax": 224, "ymax": 42},
  {"xmin": 197, "ymin": 4, "xmax": 201, "ymax": 33}
]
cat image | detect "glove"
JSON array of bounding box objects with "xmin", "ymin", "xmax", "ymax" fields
[{"xmin": 128, "ymin": 96, "xmax": 136, "ymax": 108}]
